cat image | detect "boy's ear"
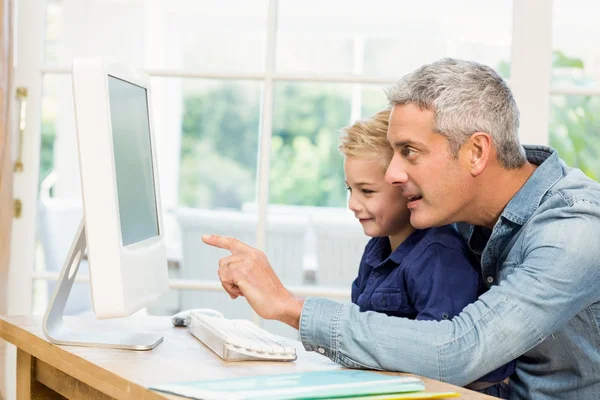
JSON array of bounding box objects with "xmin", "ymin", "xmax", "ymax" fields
[{"xmin": 466, "ymin": 132, "xmax": 491, "ymax": 177}]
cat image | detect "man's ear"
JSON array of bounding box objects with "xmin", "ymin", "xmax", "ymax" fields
[{"xmin": 466, "ymin": 132, "xmax": 492, "ymax": 177}]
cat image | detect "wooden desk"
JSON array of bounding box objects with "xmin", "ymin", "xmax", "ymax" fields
[{"xmin": 0, "ymin": 315, "xmax": 495, "ymax": 399}]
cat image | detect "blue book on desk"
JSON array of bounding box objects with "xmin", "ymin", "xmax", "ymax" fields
[{"xmin": 150, "ymin": 370, "xmax": 426, "ymax": 400}]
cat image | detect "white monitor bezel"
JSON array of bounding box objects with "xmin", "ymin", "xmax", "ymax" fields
[{"xmin": 72, "ymin": 57, "xmax": 169, "ymax": 318}]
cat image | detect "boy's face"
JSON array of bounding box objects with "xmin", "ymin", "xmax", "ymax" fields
[{"xmin": 344, "ymin": 156, "xmax": 411, "ymax": 237}]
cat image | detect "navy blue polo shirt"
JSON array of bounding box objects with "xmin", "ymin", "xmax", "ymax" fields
[{"xmin": 351, "ymin": 225, "xmax": 515, "ymax": 383}]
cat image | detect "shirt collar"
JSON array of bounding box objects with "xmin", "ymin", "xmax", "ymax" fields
[
  {"xmin": 500, "ymin": 145, "xmax": 563, "ymax": 226},
  {"xmin": 365, "ymin": 229, "xmax": 427, "ymax": 268}
]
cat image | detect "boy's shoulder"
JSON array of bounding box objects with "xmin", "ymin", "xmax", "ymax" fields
[
  {"xmin": 358, "ymin": 237, "xmax": 393, "ymax": 270},
  {"xmin": 392, "ymin": 227, "xmax": 480, "ymax": 288},
  {"xmin": 363, "ymin": 236, "xmax": 389, "ymax": 255},
  {"xmin": 404, "ymin": 226, "xmax": 476, "ymax": 269},
  {"xmin": 417, "ymin": 225, "xmax": 470, "ymax": 252}
]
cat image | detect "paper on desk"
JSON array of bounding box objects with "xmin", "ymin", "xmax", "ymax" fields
[
  {"xmin": 339, "ymin": 392, "xmax": 461, "ymax": 399},
  {"xmin": 150, "ymin": 370, "xmax": 433, "ymax": 400}
]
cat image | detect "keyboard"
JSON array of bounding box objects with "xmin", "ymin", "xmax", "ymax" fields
[{"xmin": 187, "ymin": 310, "xmax": 297, "ymax": 362}]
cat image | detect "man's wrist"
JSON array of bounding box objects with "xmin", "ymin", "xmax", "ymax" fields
[{"xmin": 279, "ymin": 296, "xmax": 304, "ymax": 330}]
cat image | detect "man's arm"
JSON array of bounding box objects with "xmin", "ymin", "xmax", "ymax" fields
[
  {"xmin": 203, "ymin": 202, "xmax": 600, "ymax": 385},
  {"xmin": 300, "ymin": 203, "xmax": 600, "ymax": 385}
]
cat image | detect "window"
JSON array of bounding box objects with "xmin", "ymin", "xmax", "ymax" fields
[
  {"xmin": 177, "ymin": 79, "xmax": 261, "ymax": 209},
  {"xmin": 552, "ymin": 0, "xmax": 600, "ymax": 87},
  {"xmin": 25, "ymin": 0, "xmax": 514, "ymax": 336},
  {"xmin": 270, "ymin": 82, "xmax": 351, "ymax": 207},
  {"xmin": 45, "ymin": 0, "xmax": 268, "ymax": 72},
  {"xmin": 549, "ymin": 95, "xmax": 600, "ymax": 180},
  {"xmin": 551, "ymin": 0, "xmax": 600, "ymax": 181},
  {"xmin": 276, "ymin": 0, "xmax": 512, "ymax": 77}
]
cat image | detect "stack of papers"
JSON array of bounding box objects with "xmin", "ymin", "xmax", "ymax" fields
[{"xmin": 150, "ymin": 370, "xmax": 460, "ymax": 400}]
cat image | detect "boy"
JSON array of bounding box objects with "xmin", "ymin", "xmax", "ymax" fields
[{"xmin": 338, "ymin": 109, "xmax": 514, "ymax": 398}]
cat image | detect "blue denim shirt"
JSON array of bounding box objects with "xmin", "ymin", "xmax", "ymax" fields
[
  {"xmin": 352, "ymin": 227, "xmax": 514, "ymax": 384},
  {"xmin": 299, "ymin": 146, "xmax": 600, "ymax": 400}
]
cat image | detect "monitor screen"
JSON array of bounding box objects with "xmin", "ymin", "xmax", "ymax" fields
[{"xmin": 108, "ymin": 75, "xmax": 160, "ymax": 246}]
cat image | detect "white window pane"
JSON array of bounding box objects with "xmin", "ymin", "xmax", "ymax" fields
[
  {"xmin": 39, "ymin": 75, "xmax": 61, "ymax": 189},
  {"xmin": 40, "ymin": 74, "xmax": 79, "ymax": 198},
  {"xmin": 270, "ymin": 82, "xmax": 352, "ymax": 207},
  {"xmin": 550, "ymin": 95, "xmax": 600, "ymax": 181},
  {"xmin": 44, "ymin": 0, "xmax": 268, "ymax": 72},
  {"xmin": 361, "ymin": 85, "xmax": 389, "ymax": 118},
  {"xmin": 553, "ymin": 0, "xmax": 600, "ymax": 87},
  {"xmin": 276, "ymin": 0, "xmax": 512, "ymax": 76},
  {"xmin": 175, "ymin": 78, "xmax": 261, "ymax": 209}
]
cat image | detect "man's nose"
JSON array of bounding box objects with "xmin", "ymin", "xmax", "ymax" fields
[{"xmin": 385, "ymin": 154, "xmax": 409, "ymax": 186}]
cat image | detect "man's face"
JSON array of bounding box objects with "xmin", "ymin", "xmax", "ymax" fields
[
  {"xmin": 385, "ymin": 104, "xmax": 473, "ymax": 229},
  {"xmin": 344, "ymin": 156, "xmax": 411, "ymax": 238}
]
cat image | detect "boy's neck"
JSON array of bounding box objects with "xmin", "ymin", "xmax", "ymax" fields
[{"xmin": 388, "ymin": 225, "xmax": 417, "ymax": 251}]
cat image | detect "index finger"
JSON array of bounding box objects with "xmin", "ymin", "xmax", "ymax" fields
[{"xmin": 201, "ymin": 234, "xmax": 253, "ymax": 254}]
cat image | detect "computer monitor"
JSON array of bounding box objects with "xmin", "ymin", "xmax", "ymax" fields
[{"xmin": 43, "ymin": 58, "xmax": 169, "ymax": 350}]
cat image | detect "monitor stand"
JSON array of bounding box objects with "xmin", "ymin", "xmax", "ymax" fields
[{"xmin": 42, "ymin": 219, "xmax": 163, "ymax": 350}]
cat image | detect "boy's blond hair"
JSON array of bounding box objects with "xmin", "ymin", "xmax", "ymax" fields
[{"xmin": 338, "ymin": 108, "xmax": 393, "ymax": 169}]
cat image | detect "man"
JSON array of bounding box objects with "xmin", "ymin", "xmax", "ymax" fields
[{"xmin": 202, "ymin": 58, "xmax": 600, "ymax": 400}]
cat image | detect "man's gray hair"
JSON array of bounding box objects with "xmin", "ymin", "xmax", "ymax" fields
[{"xmin": 385, "ymin": 58, "xmax": 526, "ymax": 169}]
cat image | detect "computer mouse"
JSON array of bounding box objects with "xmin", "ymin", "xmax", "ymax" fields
[{"xmin": 171, "ymin": 308, "xmax": 224, "ymax": 327}]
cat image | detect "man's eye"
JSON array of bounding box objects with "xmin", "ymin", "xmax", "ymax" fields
[
  {"xmin": 345, "ymin": 186, "xmax": 351, "ymax": 192},
  {"xmin": 362, "ymin": 189, "xmax": 374, "ymax": 194},
  {"xmin": 402, "ymin": 147, "xmax": 418, "ymax": 159}
]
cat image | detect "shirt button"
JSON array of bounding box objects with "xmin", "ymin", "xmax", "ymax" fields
[
  {"xmin": 381, "ymin": 298, "xmax": 387, "ymax": 307},
  {"xmin": 442, "ymin": 313, "xmax": 449, "ymax": 320},
  {"xmin": 317, "ymin": 347, "xmax": 325, "ymax": 354},
  {"xmin": 374, "ymin": 272, "xmax": 380, "ymax": 278},
  {"xmin": 486, "ymin": 276, "xmax": 494, "ymax": 284}
]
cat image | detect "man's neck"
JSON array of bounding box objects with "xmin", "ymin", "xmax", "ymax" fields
[{"xmin": 470, "ymin": 161, "xmax": 538, "ymax": 230}]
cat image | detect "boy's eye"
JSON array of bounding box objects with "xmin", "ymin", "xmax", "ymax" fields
[
  {"xmin": 362, "ymin": 189, "xmax": 374, "ymax": 194},
  {"xmin": 345, "ymin": 186, "xmax": 351, "ymax": 192}
]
